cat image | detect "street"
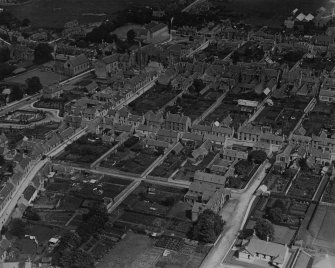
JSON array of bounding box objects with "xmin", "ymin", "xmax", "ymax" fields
[
  {"xmin": 0, "ymin": 127, "xmax": 87, "ymax": 228},
  {"xmin": 200, "ymin": 162, "xmax": 271, "ymax": 268}
]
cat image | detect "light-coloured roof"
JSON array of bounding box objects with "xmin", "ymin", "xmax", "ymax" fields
[{"xmin": 244, "ymin": 236, "xmax": 287, "ymax": 264}]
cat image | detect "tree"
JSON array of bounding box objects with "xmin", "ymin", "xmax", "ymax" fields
[
  {"xmin": 0, "ymin": 47, "xmax": 10, "ymax": 63},
  {"xmin": 26, "ymin": 76, "xmax": 42, "ymax": 95},
  {"xmin": 34, "ymin": 43, "xmax": 53, "ymax": 64},
  {"xmin": 192, "ymin": 209, "xmax": 224, "ymax": 243},
  {"xmin": 0, "ymin": 155, "xmax": 4, "ymax": 166},
  {"xmin": 21, "ymin": 18, "xmax": 30, "ymax": 27},
  {"xmin": 126, "ymin": 29, "xmax": 136, "ymax": 43},
  {"xmin": 267, "ymin": 207, "xmax": 283, "ymax": 223},
  {"xmin": 9, "ymin": 219, "xmax": 26, "ymax": 238},
  {"xmin": 9, "ymin": 85, "xmax": 23, "ymax": 102},
  {"xmin": 226, "ymin": 176, "xmax": 242, "ymax": 188},
  {"xmin": 255, "ymin": 218, "xmax": 274, "ymax": 241},
  {"xmin": 249, "ymin": 150, "xmax": 267, "ymax": 164},
  {"xmin": 0, "ymin": 63, "xmax": 15, "ymax": 80}
]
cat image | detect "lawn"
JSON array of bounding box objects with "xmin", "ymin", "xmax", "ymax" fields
[
  {"xmin": 128, "ymin": 83, "xmax": 179, "ymax": 115},
  {"xmin": 272, "ymin": 224, "xmax": 296, "ymax": 245},
  {"xmin": 304, "ymin": 205, "xmax": 335, "ymax": 253},
  {"xmin": 96, "ymin": 232, "xmax": 161, "ymax": 268},
  {"xmin": 4, "ymin": 68, "xmax": 68, "ymax": 86}
]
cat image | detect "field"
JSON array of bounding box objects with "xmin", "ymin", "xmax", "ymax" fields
[
  {"xmin": 9, "ymin": 0, "xmax": 165, "ymax": 28},
  {"xmin": 322, "ymin": 181, "xmax": 335, "ymax": 203},
  {"xmin": 4, "ymin": 69, "xmax": 68, "ymax": 86},
  {"xmin": 302, "ymin": 205, "xmax": 335, "ymax": 253}
]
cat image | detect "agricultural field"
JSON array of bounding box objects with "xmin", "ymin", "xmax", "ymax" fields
[
  {"xmin": 100, "ymin": 136, "xmax": 162, "ymax": 174},
  {"xmin": 56, "ymin": 133, "xmax": 116, "ymax": 166},
  {"xmin": 128, "ymin": 83, "xmax": 179, "ymax": 115}
]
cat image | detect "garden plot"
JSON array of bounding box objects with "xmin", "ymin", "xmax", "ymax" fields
[
  {"xmin": 128, "ymin": 83, "xmax": 179, "ymax": 115},
  {"xmin": 150, "ymin": 141, "xmax": 199, "ymax": 178},
  {"xmin": 57, "ymin": 133, "xmax": 116, "ymax": 166},
  {"xmin": 302, "ymin": 101, "xmax": 335, "ymax": 136},
  {"xmin": 100, "ymin": 136, "xmax": 162, "ymax": 174},
  {"xmin": 262, "ymin": 168, "xmax": 297, "ymax": 194},
  {"xmin": 165, "ymin": 89, "xmax": 222, "ymax": 121},
  {"xmin": 173, "ymin": 152, "xmax": 216, "ymax": 181},
  {"xmin": 254, "ymin": 97, "xmax": 309, "ymax": 136},
  {"xmin": 202, "ymin": 91, "xmax": 264, "ymax": 129},
  {"xmin": 287, "ymin": 170, "xmax": 322, "ymax": 200}
]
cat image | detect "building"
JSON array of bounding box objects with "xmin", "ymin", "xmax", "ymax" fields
[
  {"xmin": 62, "ymin": 54, "xmax": 90, "ymax": 76},
  {"xmin": 237, "ymin": 235, "xmax": 289, "ymax": 268},
  {"xmin": 164, "ymin": 112, "xmax": 191, "ymax": 132}
]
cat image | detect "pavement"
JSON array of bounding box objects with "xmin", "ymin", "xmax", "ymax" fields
[{"xmin": 200, "ymin": 161, "xmax": 271, "ymax": 268}]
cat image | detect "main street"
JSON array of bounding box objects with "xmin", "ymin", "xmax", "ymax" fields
[
  {"xmin": 0, "ymin": 127, "xmax": 87, "ymax": 227},
  {"xmin": 200, "ymin": 161, "xmax": 271, "ymax": 268}
]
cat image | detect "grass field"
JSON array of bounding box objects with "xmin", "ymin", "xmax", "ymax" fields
[
  {"xmin": 303, "ymin": 205, "xmax": 335, "ymax": 253},
  {"xmin": 8, "ymin": 0, "xmax": 163, "ymax": 28},
  {"xmin": 4, "ymin": 68, "xmax": 68, "ymax": 86}
]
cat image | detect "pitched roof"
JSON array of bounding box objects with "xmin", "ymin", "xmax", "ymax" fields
[
  {"xmin": 23, "ymin": 185, "xmax": 36, "ymax": 202},
  {"xmin": 0, "ymin": 182, "xmax": 14, "ymax": 206},
  {"xmin": 68, "ymin": 54, "xmax": 89, "ymax": 67},
  {"xmin": 194, "ymin": 171, "xmax": 227, "ymax": 185},
  {"xmin": 244, "ymin": 236, "xmax": 287, "ymax": 264},
  {"xmin": 182, "ymin": 132, "xmax": 203, "ymax": 142},
  {"xmin": 157, "ymin": 129, "xmax": 179, "ymax": 138}
]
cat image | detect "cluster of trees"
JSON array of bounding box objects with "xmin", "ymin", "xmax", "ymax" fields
[
  {"xmin": 255, "ymin": 218, "xmax": 274, "ymax": 241},
  {"xmin": 34, "ymin": 43, "xmax": 53, "ymax": 64},
  {"xmin": 266, "ymin": 199, "xmax": 286, "ymax": 224},
  {"xmin": 192, "ymin": 209, "xmax": 224, "ymax": 243},
  {"xmin": 26, "ymin": 76, "xmax": 43, "ymax": 95},
  {"xmin": 53, "ymin": 206, "xmax": 108, "ymax": 268}
]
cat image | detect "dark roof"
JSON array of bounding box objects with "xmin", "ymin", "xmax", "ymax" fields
[{"xmin": 23, "ymin": 185, "xmax": 36, "ymax": 201}]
